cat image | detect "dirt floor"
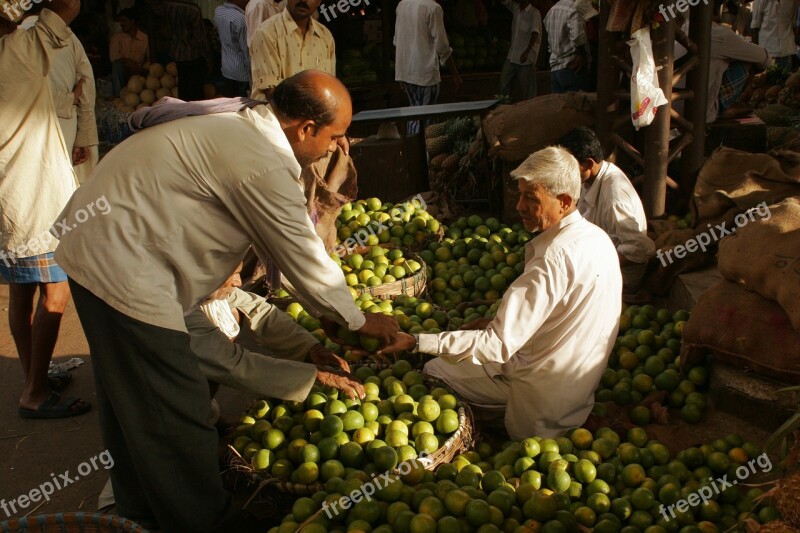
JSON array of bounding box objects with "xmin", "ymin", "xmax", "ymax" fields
[{"xmin": 0, "ymin": 282, "xmax": 779, "ymax": 527}]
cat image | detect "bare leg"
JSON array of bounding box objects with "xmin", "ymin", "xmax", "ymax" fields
[
  {"xmin": 20, "ymin": 281, "xmax": 86, "ymax": 411},
  {"xmin": 8, "ymin": 283, "xmax": 37, "ymax": 377}
]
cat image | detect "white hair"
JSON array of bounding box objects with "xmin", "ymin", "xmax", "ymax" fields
[{"xmin": 510, "ymin": 146, "xmax": 581, "ymax": 202}]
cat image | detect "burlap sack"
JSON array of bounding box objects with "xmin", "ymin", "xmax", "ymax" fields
[
  {"xmin": 302, "ymin": 145, "xmax": 358, "ymax": 251},
  {"xmin": 718, "ymin": 198, "xmax": 800, "ymax": 332},
  {"xmin": 681, "ymin": 280, "xmax": 800, "ymax": 384},
  {"xmin": 643, "ymin": 228, "xmax": 715, "ymax": 296},
  {"xmin": 693, "ymin": 147, "xmax": 800, "ymax": 225},
  {"xmin": 482, "ymin": 93, "xmax": 596, "ymax": 162}
]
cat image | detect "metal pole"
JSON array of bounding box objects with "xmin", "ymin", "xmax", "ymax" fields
[
  {"xmin": 679, "ymin": 0, "xmax": 714, "ymax": 190},
  {"xmin": 595, "ymin": 0, "xmax": 617, "ymax": 155},
  {"xmin": 642, "ymin": 19, "xmax": 675, "ymax": 219}
]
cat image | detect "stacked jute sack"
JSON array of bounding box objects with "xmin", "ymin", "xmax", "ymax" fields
[
  {"xmin": 678, "ymin": 156, "xmax": 800, "ymax": 384},
  {"xmin": 646, "ymin": 147, "xmax": 800, "ymax": 295}
]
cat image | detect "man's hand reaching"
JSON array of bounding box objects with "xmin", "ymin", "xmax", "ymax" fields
[
  {"xmin": 378, "ymin": 332, "xmax": 416, "ymax": 355},
  {"xmin": 309, "ymin": 344, "xmax": 350, "ymax": 373},
  {"xmin": 357, "ymin": 313, "xmax": 400, "ymax": 345},
  {"xmin": 316, "ymin": 369, "xmax": 365, "ymax": 400}
]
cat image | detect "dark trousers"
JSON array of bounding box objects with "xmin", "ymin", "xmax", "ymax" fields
[
  {"xmin": 551, "ymin": 67, "xmax": 589, "ymax": 94},
  {"xmin": 221, "ymin": 77, "xmax": 250, "ymax": 97},
  {"xmin": 177, "ymin": 58, "xmax": 206, "ymax": 101},
  {"xmin": 69, "ymin": 280, "xmax": 235, "ymax": 533}
]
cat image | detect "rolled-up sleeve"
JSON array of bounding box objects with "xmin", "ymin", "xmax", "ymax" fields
[
  {"xmin": 568, "ymin": 10, "xmax": 586, "ymax": 47},
  {"xmin": 418, "ymin": 253, "xmax": 567, "ymax": 365},
  {"xmin": 223, "ymin": 167, "xmax": 366, "ymax": 331},
  {"xmin": 228, "ymin": 288, "xmax": 319, "ymax": 359},
  {"xmin": 186, "ymin": 308, "xmax": 317, "ymax": 401}
]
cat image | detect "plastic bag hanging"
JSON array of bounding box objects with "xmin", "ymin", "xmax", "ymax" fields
[{"xmin": 628, "ymin": 26, "xmax": 668, "ymax": 130}]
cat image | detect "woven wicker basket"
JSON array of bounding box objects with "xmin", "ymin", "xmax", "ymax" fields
[
  {"xmin": 224, "ymin": 362, "xmax": 476, "ymax": 494},
  {"xmin": 342, "ymin": 246, "xmax": 427, "ymax": 301},
  {"xmin": 0, "ymin": 513, "xmax": 147, "ymax": 533}
]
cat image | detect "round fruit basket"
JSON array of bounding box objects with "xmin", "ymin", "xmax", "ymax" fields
[
  {"xmin": 0, "ymin": 512, "xmax": 147, "ymax": 533},
  {"xmin": 224, "ymin": 362, "xmax": 476, "ymax": 496},
  {"xmin": 337, "ymin": 246, "xmax": 427, "ymax": 301}
]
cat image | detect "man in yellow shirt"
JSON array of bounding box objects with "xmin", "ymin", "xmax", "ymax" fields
[{"xmin": 250, "ymin": 0, "xmax": 335, "ymax": 99}]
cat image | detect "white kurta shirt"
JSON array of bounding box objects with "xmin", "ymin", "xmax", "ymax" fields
[
  {"xmin": 578, "ymin": 161, "xmax": 655, "ymax": 265},
  {"xmin": 393, "ymin": 0, "xmax": 453, "ymax": 87},
  {"xmin": 418, "ymin": 211, "xmax": 622, "ymax": 439},
  {"xmin": 0, "ymin": 10, "xmax": 77, "ymax": 258},
  {"xmin": 54, "ymin": 105, "xmax": 365, "ymax": 334},
  {"xmin": 751, "ymin": 0, "xmax": 798, "ymax": 58},
  {"xmin": 503, "ymin": 0, "xmax": 541, "ymax": 66}
]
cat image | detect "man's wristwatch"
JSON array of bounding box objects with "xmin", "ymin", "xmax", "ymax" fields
[{"xmin": 411, "ymin": 334, "xmax": 420, "ymax": 354}]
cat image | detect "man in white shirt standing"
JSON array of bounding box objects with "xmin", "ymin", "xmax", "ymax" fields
[
  {"xmin": 55, "ymin": 71, "xmax": 399, "ymax": 532},
  {"xmin": 559, "ymin": 127, "xmax": 655, "ymax": 295},
  {"xmin": 394, "ymin": 0, "xmax": 462, "ymax": 134},
  {"xmin": 498, "ymin": 0, "xmax": 541, "ymax": 101},
  {"xmin": 381, "ymin": 146, "xmax": 622, "ymax": 440},
  {"xmin": 544, "ymin": 0, "xmax": 589, "ymax": 93},
  {"xmin": 751, "ymin": 0, "xmax": 798, "ymax": 70},
  {"xmin": 244, "ymin": 0, "xmax": 284, "ymax": 49}
]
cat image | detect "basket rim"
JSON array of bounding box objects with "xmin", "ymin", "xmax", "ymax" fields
[
  {"xmin": 0, "ymin": 512, "xmax": 148, "ymax": 533},
  {"xmin": 224, "ymin": 365, "xmax": 476, "ymax": 491}
]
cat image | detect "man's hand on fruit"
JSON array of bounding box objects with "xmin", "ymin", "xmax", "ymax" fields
[
  {"xmin": 378, "ymin": 332, "xmax": 416, "ymax": 354},
  {"xmin": 315, "ymin": 369, "xmax": 365, "ymax": 400},
  {"xmin": 308, "ymin": 344, "xmax": 350, "ymax": 373},
  {"xmin": 357, "ymin": 313, "xmax": 400, "ymax": 345},
  {"xmin": 460, "ymin": 317, "xmax": 491, "ymax": 330}
]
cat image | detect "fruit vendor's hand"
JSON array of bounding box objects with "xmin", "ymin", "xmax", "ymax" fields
[
  {"xmin": 378, "ymin": 332, "xmax": 416, "ymax": 354},
  {"xmin": 460, "ymin": 317, "xmax": 491, "ymax": 330},
  {"xmin": 357, "ymin": 313, "xmax": 400, "ymax": 345},
  {"xmin": 308, "ymin": 344, "xmax": 350, "ymax": 373},
  {"xmin": 316, "ymin": 369, "xmax": 365, "ymax": 400},
  {"xmin": 72, "ymin": 146, "xmax": 89, "ymax": 165}
]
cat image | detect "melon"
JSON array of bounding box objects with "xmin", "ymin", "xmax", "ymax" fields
[
  {"xmin": 136, "ymin": 102, "xmax": 148, "ymax": 110},
  {"xmin": 119, "ymin": 86, "xmax": 130, "ymax": 98},
  {"xmin": 149, "ymin": 63, "xmax": 165, "ymax": 79},
  {"xmin": 160, "ymin": 74, "xmax": 176, "ymax": 90},
  {"xmin": 203, "ymin": 83, "xmax": 216, "ymax": 99},
  {"xmin": 127, "ymin": 75, "xmax": 145, "ymax": 94},
  {"xmin": 120, "ymin": 106, "xmax": 135, "ymax": 113},
  {"xmin": 140, "ymin": 89, "xmax": 156, "ymax": 104},
  {"xmin": 156, "ymin": 87, "xmax": 171, "ymax": 100},
  {"xmin": 171, "ymin": 87, "xmax": 179, "ymax": 98},
  {"xmin": 166, "ymin": 62, "xmax": 178, "ymax": 76},
  {"xmin": 113, "ymin": 99, "xmax": 125, "ymax": 110},
  {"xmin": 145, "ymin": 76, "xmax": 161, "ymax": 91},
  {"xmin": 124, "ymin": 92, "xmax": 140, "ymax": 107}
]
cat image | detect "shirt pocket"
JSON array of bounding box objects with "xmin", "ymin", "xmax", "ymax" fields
[{"xmin": 518, "ymin": 17, "xmax": 532, "ymax": 33}]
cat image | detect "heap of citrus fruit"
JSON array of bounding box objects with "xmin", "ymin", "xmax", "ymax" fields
[
  {"xmin": 595, "ymin": 305, "xmax": 711, "ymax": 424},
  {"xmin": 330, "ymin": 246, "xmax": 423, "ymax": 290},
  {"xmin": 418, "ymin": 216, "xmax": 532, "ymax": 310},
  {"xmin": 336, "ymin": 197, "xmax": 441, "ymax": 249},
  {"xmin": 232, "ymin": 360, "xmax": 463, "ymax": 485},
  {"xmin": 268, "ymin": 427, "xmax": 781, "ymax": 533}
]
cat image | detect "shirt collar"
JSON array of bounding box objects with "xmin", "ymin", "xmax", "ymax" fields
[
  {"xmin": 581, "ymin": 160, "xmax": 609, "ymax": 209},
  {"xmin": 527, "ymin": 209, "xmax": 583, "ymax": 256},
  {"xmin": 282, "ymin": 7, "xmax": 322, "ymax": 38}
]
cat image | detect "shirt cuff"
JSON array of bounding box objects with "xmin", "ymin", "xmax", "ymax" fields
[
  {"xmin": 418, "ymin": 333, "xmax": 439, "ymax": 355},
  {"xmin": 346, "ymin": 311, "xmax": 366, "ymax": 331}
]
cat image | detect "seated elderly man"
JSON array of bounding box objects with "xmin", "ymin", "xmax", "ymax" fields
[
  {"xmin": 558, "ymin": 127, "xmax": 655, "ymax": 296},
  {"xmin": 380, "ymin": 146, "xmax": 622, "ymax": 439}
]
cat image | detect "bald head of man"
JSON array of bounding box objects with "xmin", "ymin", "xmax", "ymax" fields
[{"xmin": 271, "ymin": 70, "xmax": 353, "ymax": 169}]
